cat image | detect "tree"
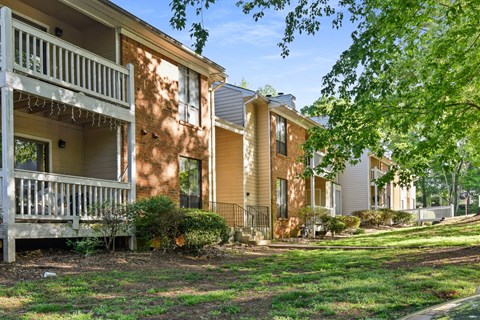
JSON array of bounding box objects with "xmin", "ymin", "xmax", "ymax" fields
[
  {"xmin": 257, "ymin": 83, "xmax": 277, "ymax": 97},
  {"xmin": 238, "ymin": 77, "xmax": 250, "ymax": 89},
  {"xmin": 170, "ymin": 1, "xmax": 480, "ymax": 186},
  {"xmin": 169, "ymin": 0, "xmax": 352, "ymax": 55}
]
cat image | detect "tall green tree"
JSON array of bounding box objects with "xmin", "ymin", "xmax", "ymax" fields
[{"xmin": 170, "ymin": 1, "xmax": 480, "ymax": 185}]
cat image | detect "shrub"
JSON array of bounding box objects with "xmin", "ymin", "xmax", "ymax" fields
[
  {"xmin": 379, "ymin": 209, "xmax": 396, "ymax": 226},
  {"xmin": 352, "ymin": 210, "xmax": 382, "ymax": 227},
  {"xmin": 353, "ymin": 228, "xmax": 366, "ymax": 235},
  {"xmin": 179, "ymin": 209, "xmax": 229, "ymax": 252},
  {"xmin": 393, "ymin": 210, "xmax": 415, "ymax": 225},
  {"xmin": 91, "ymin": 202, "xmax": 130, "ymax": 252},
  {"xmin": 67, "ymin": 237, "xmax": 102, "ymax": 255},
  {"xmin": 323, "ymin": 217, "xmax": 346, "ymax": 237},
  {"xmin": 130, "ymin": 196, "xmax": 183, "ymax": 250},
  {"xmin": 336, "ymin": 215, "xmax": 361, "ymax": 230}
]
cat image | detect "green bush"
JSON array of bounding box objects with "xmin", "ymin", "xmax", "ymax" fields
[
  {"xmin": 336, "ymin": 215, "xmax": 361, "ymax": 230},
  {"xmin": 179, "ymin": 209, "xmax": 229, "ymax": 252},
  {"xmin": 130, "ymin": 196, "xmax": 183, "ymax": 250},
  {"xmin": 324, "ymin": 217, "xmax": 346, "ymax": 237},
  {"xmin": 66, "ymin": 237, "xmax": 102, "ymax": 255},
  {"xmin": 393, "ymin": 210, "xmax": 415, "ymax": 225},
  {"xmin": 379, "ymin": 209, "xmax": 396, "ymax": 226},
  {"xmin": 351, "ymin": 210, "xmax": 382, "ymax": 227},
  {"xmin": 352, "ymin": 228, "xmax": 366, "ymax": 235}
]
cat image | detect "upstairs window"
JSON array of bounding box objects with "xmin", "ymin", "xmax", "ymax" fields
[
  {"xmin": 178, "ymin": 66, "xmax": 200, "ymax": 126},
  {"xmin": 276, "ymin": 115, "xmax": 287, "ymax": 155}
]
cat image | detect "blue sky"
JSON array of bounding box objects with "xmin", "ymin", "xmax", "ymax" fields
[{"xmin": 111, "ymin": 1, "xmax": 356, "ymax": 109}]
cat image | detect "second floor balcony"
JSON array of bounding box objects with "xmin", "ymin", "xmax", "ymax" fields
[{"xmin": 0, "ymin": 7, "xmax": 132, "ymax": 111}]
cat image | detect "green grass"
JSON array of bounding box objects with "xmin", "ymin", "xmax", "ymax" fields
[
  {"xmin": 1, "ymin": 221, "xmax": 480, "ymax": 319},
  {"xmin": 315, "ymin": 219, "xmax": 480, "ymax": 247}
]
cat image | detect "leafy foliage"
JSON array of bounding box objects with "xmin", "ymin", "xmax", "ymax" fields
[
  {"xmin": 130, "ymin": 196, "xmax": 182, "ymax": 250},
  {"xmin": 168, "ymin": 0, "xmax": 353, "ymax": 55},
  {"xmin": 179, "ymin": 209, "xmax": 229, "ymax": 252},
  {"xmin": 302, "ymin": 0, "xmax": 480, "ymax": 186},
  {"xmin": 336, "ymin": 215, "xmax": 361, "ymax": 230},
  {"xmin": 66, "ymin": 237, "xmax": 102, "ymax": 255}
]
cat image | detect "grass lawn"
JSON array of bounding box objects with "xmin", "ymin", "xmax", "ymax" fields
[
  {"xmin": 1, "ymin": 219, "xmax": 479, "ymax": 319},
  {"xmin": 315, "ymin": 216, "xmax": 480, "ymax": 248}
]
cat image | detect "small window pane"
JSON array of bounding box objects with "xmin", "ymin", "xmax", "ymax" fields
[{"xmin": 179, "ymin": 157, "xmax": 202, "ymax": 208}]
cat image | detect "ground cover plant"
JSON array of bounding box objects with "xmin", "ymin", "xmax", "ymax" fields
[
  {"xmin": 1, "ymin": 218, "xmax": 479, "ymax": 320},
  {"xmin": 315, "ymin": 216, "xmax": 480, "ymax": 248}
]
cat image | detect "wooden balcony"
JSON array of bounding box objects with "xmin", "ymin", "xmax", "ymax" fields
[{"xmin": 0, "ymin": 7, "xmax": 134, "ymax": 122}]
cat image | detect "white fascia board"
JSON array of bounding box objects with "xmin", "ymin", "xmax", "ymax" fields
[
  {"xmin": 270, "ymin": 105, "xmax": 319, "ymax": 130},
  {"xmin": 6, "ymin": 72, "xmax": 135, "ymax": 123},
  {"xmin": 215, "ymin": 116, "xmax": 245, "ymax": 135}
]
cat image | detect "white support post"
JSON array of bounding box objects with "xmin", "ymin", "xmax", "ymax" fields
[
  {"xmin": 450, "ymin": 204, "xmax": 454, "ymax": 218},
  {"xmin": 1, "ymin": 7, "xmax": 14, "ymax": 81},
  {"xmin": 1, "ymin": 8, "xmax": 16, "ymax": 262},
  {"xmin": 126, "ymin": 63, "xmax": 136, "ymax": 251},
  {"xmin": 310, "ymin": 157, "xmax": 315, "ymax": 209},
  {"xmin": 2, "ymin": 87, "xmax": 15, "ymax": 262}
]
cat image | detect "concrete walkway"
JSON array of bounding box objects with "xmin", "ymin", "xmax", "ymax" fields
[{"xmin": 399, "ymin": 294, "xmax": 480, "ymax": 319}]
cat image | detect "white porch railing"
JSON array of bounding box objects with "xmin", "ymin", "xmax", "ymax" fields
[
  {"xmin": 14, "ymin": 170, "xmax": 130, "ymax": 221},
  {"xmin": 1, "ymin": 16, "xmax": 130, "ymax": 107},
  {"xmin": 403, "ymin": 205, "xmax": 454, "ymax": 222},
  {"xmin": 370, "ymin": 168, "xmax": 385, "ymax": 183}
]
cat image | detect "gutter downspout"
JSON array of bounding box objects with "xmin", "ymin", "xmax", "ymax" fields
[{"xmin": 209, "ymin": 79, "xmax": 227, "ymax": 206}]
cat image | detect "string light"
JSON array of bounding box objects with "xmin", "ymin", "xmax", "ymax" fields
[{"xmin": 27, "ymin": 95, "xmax": 32, "ymax": 111}]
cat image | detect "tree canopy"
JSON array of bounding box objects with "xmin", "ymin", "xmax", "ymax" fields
[{"xmin": 170, "ymin": 0, "xmax": 480, "ymax": 185}]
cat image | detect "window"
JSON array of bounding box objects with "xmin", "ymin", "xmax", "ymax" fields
[
  {"xmin": 179, "ymin": 157, "xmax": 201, "ymax": 208},
  {"xmin": 178, "ymin": 66, "xmax": 200, "ymax": 126},
  {"xmin": 276, "ymin": 115, "xmax": 286, "ymax": 155},
  {"xmin": 276, "ymin": 178, "xmax": 287, "ymax": 219},
  {"xmin": 14, "ymin": 137, "xmax": 49, "ymax": 172}
]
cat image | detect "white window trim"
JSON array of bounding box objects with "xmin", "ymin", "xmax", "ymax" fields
[{"xmin": 15, "ymin": 133, "xmax": 52, "ymax": 173}]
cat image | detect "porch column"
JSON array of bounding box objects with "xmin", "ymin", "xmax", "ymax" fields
[
  {"xmin": 1, "ymin": 7, "xmax": 16, "ymax": 262},
  {"xmin": 126, "ymin": 63, "xmax": 136, "ymax": 251},
  {"xmin": 310, "ymin": 157, "xmax": 315, "ymax": 208}
]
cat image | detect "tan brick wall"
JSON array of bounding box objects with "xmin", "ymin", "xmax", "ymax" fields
[
  {"xmin": 121, "ymin": 36, "xmax": 210, "ymax": 208},
  {"xmin": 270, "ymin": 112, "xmax": 306, "ymax": 238}
]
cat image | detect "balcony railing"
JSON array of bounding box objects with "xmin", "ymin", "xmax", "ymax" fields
[
  {"xmin": 1, "ymin": 9, "xmax": 130, "ymax": 107},
  {"xmin": 14, "ymin": 170, "xmax": 130, "ymax": 221},
  {"xmin": 370, "ymin": 168, "xmax": 386, "ymax": 185}
]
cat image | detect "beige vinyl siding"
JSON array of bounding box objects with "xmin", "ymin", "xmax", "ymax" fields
[
  {"xmin": 84, "ymin": 127, "xmax": 117, "ymax": 180},
  {"xmin": 215, "ymin": 127, "xmax": 244, "ymax": 206},
  {"xmin": 1, "ymin": 0, "xmax": 82, "ymax": 44},
  {"xmin": 215, "ymin": 86, "xmax": 244, "ymax": 126},
  {"xmin": 14, "ymin": 111, "xmax": 85, "ymax": 176},
  {"xmin": 338, "ymin": 152, "xmax": 369, "ymax": 214},
  {"xmin": 244, "ymin": 103, "xmax": 259, "ymax": 206},
  {"xmin": 82, "ymin": 25, "xmax": 117, "ymax": 62},
  {"xmin": 256, "ymin": 102, "xmax": 270, "ymax": 207}
]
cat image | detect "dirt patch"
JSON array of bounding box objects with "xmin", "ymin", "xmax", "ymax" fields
[
  {"xmin": 0, "ymin": 244, "xmax": 279, "ymax": 286},
  {"xmin": 388, "ymin": 245, "xmax": 480, "ymax": 269}
]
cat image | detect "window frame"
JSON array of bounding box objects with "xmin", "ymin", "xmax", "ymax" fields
[
  {"xmin": 5, "ymin": 134, "xmax": 52, "ymax": 173},
  {"xmin": 179, "ymin": 156, "xmax": 202, "ymax": 209},
  {"xmin": 178, "ymin": 66, "xmax": 201, "ymax": 126},
  {"xmin": 276, "ymin": 115, "xmax": 287, "ymax": 156},
  {"xmin": 276, "ymin": 178, "xmax": 288, "ymax": 219}
]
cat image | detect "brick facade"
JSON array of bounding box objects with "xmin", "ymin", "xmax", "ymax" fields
[
  {"xmin": 270, "ymin": 112, "xmax": 307, "ymax": 238},
  {"xmin": 121, "ymin": 36, "xmax": 211, "ymax": 208}
]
